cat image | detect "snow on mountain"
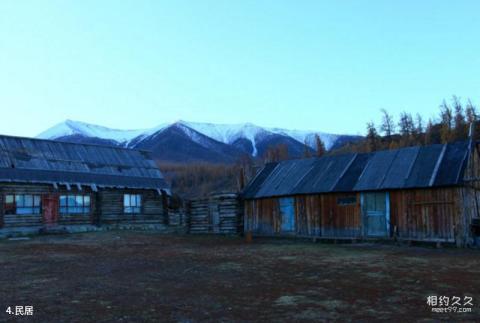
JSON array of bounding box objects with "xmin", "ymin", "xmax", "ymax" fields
[
  {"xmin": 266, "ymin": 127, "xmax": 338, "ymax": 150},
  {"xmin": 177, "ymin": 121, "xmax": 339, "ymax": 156},
  {"xmin": 37, "ymin": 119, "xmax": 355, "ymax": 157},
  {"xmin": 178, "ymin": 121, "xmax": 268, "ymax": 156},
  {"xmin": 37, "ymin": 120, "xmax": 150, "ymax": 146}
]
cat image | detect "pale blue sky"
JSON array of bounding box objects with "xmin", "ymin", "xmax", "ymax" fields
[{"xmin": 0, "ymin": 1, "xmax": 479, "ymax": 137}]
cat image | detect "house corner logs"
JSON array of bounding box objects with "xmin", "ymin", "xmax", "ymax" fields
[{"xmin": 187, "ymin": 193, "xmax": 242, "ymax": 234}]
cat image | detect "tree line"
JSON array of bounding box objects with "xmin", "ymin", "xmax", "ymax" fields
[
  {"xmin": 265, "ymin": 95, "xmax": 478, "ymax": 162},
  {"xmin": 362, "ymin": 96, "xmax": 478, "ymax": 152}
]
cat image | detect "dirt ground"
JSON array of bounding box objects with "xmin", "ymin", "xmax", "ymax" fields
[{"xmin": 0, "ymin": 232, "xmax": 479, "ymax": 322}]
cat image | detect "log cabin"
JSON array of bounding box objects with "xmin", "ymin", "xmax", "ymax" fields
[
  {"xmin": 0, "ymin": 135, "xmax": 171, "ymax": 234},
  {"xmin": 243, "ymin": 140, "xmax": 480, "ymax": 247}
]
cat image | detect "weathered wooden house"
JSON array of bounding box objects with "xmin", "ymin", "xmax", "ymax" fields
[
  {"xmin": 0, "ymin": 135, "xmax": 171, "ymax": 233},
  {"xmin": 243, "ymin": 140, "xmax": 480, "ymax": 246}
]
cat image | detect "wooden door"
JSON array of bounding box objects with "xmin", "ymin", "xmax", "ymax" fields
[
  {"xmin": 210, "ymin": 204, "xmax": 220, "ymax": 233},
  {"xmin": 362, "ymin": 192, "xmax": 390, "ymax": 237},
  {"xmin": 280, "ymin": 197, "xmax": 295, "ymax": 233},
  {"xmin": 42, "ymin": 195, "xmax": 59, "ymax": 225}
]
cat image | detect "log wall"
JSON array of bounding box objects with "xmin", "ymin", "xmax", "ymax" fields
[
  {"xmin": 97, "ymin": 189, "xmax": 166, "ymax": 225},
  {"xmin": 0, "ymin": 184, "xmax": 168, "ymax": 228},
  {"xmin": 0, "ymin": 184, "xmax": 95, "ymax": 228},
  {"xmin": 188, "ymin": 193, "xmax": 242, "ymax": 234}
]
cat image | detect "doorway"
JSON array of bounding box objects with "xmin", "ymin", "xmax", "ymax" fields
[
  {"xmin": 279, "ymin": 197, "xmax": 295, "ymax": 233},
  {"xmin": 42, "ymin": 194, "xmax": 59, "ymax": 226},
  {"xmin": 362, "ymin": 192, "xmax": 390, "ymax": 237}
]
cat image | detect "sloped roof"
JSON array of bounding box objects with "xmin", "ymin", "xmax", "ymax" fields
[
  {"xmin": 243, "ymin": 141, "xmax": 470, "ymax": 199},
  {"xmin": 0, "ymin": 135, "xmax": 169, "ymax": 191}
]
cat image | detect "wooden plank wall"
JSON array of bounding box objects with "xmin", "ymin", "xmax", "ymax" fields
[
  {"xmin": 307, "ymin": 194, "xmax": 361, "ymax": 237},
  {"xmin": 244, "ymin": 197, "xmax": 279, "ymax": 235},
  {"xmin": 245, "ymin": 189, "xmax": 466, "ymax": 242},
  {"xmin": 188, "ymin": 193, "xmax": 242, "ymax": 234},
  {"xmin": 245, "ymin": 193, "xmax": 361, "ymax": 237},
  {"xmin": 389, "ymin": 188, "xmax": 459, "ymax": 242},
  {"xmin": 459, "ymin": 187, "xmax": 480, "ymax": 245},
  {"xmin": 462, "ymin": 143, "xmax": 480, "ymax": 244}
]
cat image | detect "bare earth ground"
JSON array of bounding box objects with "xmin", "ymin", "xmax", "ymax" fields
[{"xmin": 0, "ymin": 232, "xmax": 479, "ymax": 322}]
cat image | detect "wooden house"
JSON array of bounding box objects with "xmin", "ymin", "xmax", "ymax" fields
[
  {"xmin": 0, "ymin": 135, "xmax": 171, "ymax": 233},
  {"xmin": 243, "ymin": 140, "xmax": 480, "ymax": 246}
]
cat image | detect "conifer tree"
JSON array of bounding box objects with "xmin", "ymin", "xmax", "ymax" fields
[
  {"xmin": 303, "ymin": 140, "xmax": 312, "ymax": 158},
  {"xmin": 314, "ymin": 134, "xmax": 326, "ymax": 157},
  {"xmin": 366, "ymin": 122, "xmax": 380, "ymax": 152},
  {"xmin": 380, "ymin": 109, "xmax": 395, "ymax": 137},
  {"xmin": 439, "ymin": 100, "xmax": 453, "ymax": 143},
  {"xmin": 452, "ymin": 96, "xmax": 467, "ymax": 140}
]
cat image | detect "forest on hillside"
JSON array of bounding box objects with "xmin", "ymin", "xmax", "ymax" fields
[
  {"xmin": 161, "ymin": 96, "xmax": 478, "ymax": 199},
  {"xmin": 335, "ymin": 95, "xmax": 478, "ymax": 154}
]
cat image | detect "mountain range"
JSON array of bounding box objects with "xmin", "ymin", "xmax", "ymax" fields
[{"xmin": 37, "ymin": 120, "xmax": 362, "ymax": 163}]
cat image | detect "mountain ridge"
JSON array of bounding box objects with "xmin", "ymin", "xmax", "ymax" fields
[{"xmin": 37, "ymin": 120, "xmax": 363, "ymax": 163}]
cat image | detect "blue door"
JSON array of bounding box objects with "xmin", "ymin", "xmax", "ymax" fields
[
  {"xmin": 362, "ymin": 192, "xmax": 390, "ymax": 237},
  {"xmin": 280, "ymin": 198, "xmax": 295, "ymax": 232}
]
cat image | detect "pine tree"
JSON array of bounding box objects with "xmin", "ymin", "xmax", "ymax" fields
[
  {"xmin": 303, "ymin": 140, "xmax": 312, "ymax": 158},
  {"xmin": 439, "ymin": 100, "xmax": 453, "ymax": 143},
  {"xmin": 314, "ymin": 134, "xmax": 326, "ymax": 157},
  {"xmin": 398, "ymin": 111, "xmax": 414, "ymax": 146},
  {"xmin": 366, "ymin": 122, "xmax": 380, "ymax": 152},
  {"xmin": 277, "ymin": 144, "xmax": 289, "ymax": 161},
  {"xmin": 380, "ymin": 109, "xmax": 395, "ymax": 137},
  {"xmin": 414, "ymin": 113, "xmax": 424, "ymax": 145},
  {"xmin": 452, "ymin": 96, "xmax": 467, "ymax": 140},
  {"xmin": 465, "ymin": 99, "xmax": 478, "ymax": 124},
  {"xmin": 424, "ymin": 119, "xmax": 434, "ymax": 145},
  {"xmin": 415, "ymin": 113, "xmax": 423, "ymax": 133}
]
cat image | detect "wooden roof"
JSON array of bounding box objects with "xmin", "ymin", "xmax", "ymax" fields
[
  {"xmin": 243, "ymin": 141, "xmax": 470, "ymax": 199},
  {"xmin": 0, "ymin": 134, "xmax": 169, "ymax": 191}
]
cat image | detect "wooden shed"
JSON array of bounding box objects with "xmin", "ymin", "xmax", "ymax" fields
[
  {"xmin": 188, "ymin": 193, "xmax": 243, "ymax": 234},
  {"xmin": 243, "ymin": 140, "xmax": 480, "ymax": 246},
  {"xmin": 0, "ymin": 135, "xmax": 171, "ymax": 233}
]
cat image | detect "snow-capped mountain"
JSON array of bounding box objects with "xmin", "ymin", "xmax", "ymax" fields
[
  {"xmin": 37, "ymin": 120, "xmax": 362, "ymax": 163},
  {"xmin": 37, "ymin": 119, "xmax": 165, "ymax": 146}
]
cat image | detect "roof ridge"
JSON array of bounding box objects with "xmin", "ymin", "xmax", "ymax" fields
[
  {"xmin": 0, "ymin": 167, "xmax": 164, "ymax": 180},
  {"xmin": 404, "ymin": 146, "xmax": 421, "ymax": 181},
  {"xmin": 0, "ymin": 133, "xmax": 154, "ymax": 155},
  {"xmin": 429, "ymin": 143, "xmax": 448, "ymax": 187}
]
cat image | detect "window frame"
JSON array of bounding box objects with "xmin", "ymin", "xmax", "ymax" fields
[
  {"xmin": 337, "ymin": 195, "xmax": 357, "ymax": 206},
  {"xmin": 123, "ymin": 193, "xmax": 142, "ymax": 214},
  {"xmin": 4, "ymin": 194, "xmax": 41, "ymax": 215},
  {"xmin": 59, "ymin": 194, "xmax": 91, "ymax": 215}
]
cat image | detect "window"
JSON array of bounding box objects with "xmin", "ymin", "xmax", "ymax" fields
[
  {"xmin": 60, "ymin": 195, "xmax": 90, "ymax": 214},
  {"xmin": 337, "ymin": 196, "xmax": 357, "ymax": 206},
  {"xmin": 124, "ymin": 194, "xmax": 142, "ymax": 214},
  {"xmin": 4, "ymin": 194, "xmax": 41, "ymax": 215}
]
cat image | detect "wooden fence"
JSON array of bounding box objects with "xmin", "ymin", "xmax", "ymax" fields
[{"xmin": 188, "ymin": 193, "xmax": 242, "ymax": 234}]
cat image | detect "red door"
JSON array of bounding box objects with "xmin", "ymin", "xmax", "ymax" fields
[{"xmin": 42, "ymin": 195, "xmax": 59, "ymax": 225}]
